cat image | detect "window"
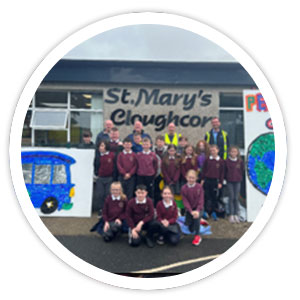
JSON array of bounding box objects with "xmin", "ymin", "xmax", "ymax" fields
[
  {"xmin": 52, "ymin": 165, "xmax": 67, "ymax": 184},
  {"xmin": 22, "ymin": 164, "xmax": 32, "ymax": 184},
  {"xmin": 220, "ymin": 93, "xmax": 243, "ymax": 108},
  {"xmin": 34, "ymin": 165, "xmax": 51, "ymax": 184},
  {"xmin": 22, "ymin": 90, "xmax": 103, "ymax": 147}
]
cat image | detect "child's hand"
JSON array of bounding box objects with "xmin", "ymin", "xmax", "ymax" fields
[
  {"xmin": 161, "ymin": 219, "xmax": 169, "ymax": 227},
  {"xmin": 200, "ymin": 180, "xmax": 204, "ymax": 186},
  {"xmin": 132, "ymin": 229, "xmax": 139, "ymax": 239},
  {"xmin": 218, "ymin": 183, "xmax": 222, "ymax": 189},
  {"xmin": 192, "ymin": 211, "xmax": 200, "ymax": 219},
  {"xmin": 104, "ymin": 222, "xmax": 110, "ymax": 232},
  {"xmin": 115, "ymin": 219, "xmax": 122, "ymax": 225},
  {"xmin": 136, "ymin": 221, "xmax": 144, "ymax": 232},
  {"xmin": 124, "ymin": 173, "xmax": 131, "ymax": 180}
]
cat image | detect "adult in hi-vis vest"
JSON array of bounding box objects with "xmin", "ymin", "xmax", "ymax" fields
[
  {"xmin": 204, "ymin": 117, "xmax": 229, "ymax": 160},
  {"xmin": 164, "ymin": 123, "xmax": 181, "ymax": 146}
]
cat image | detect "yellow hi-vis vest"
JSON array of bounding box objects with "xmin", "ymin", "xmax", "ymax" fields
[
  {"xmin": 205, "ymin": 130, "xmax": 228, "ymax": 160},
  {"xmin": 165, "ymin": 132, "xmax": 181, "ymax": 146}
]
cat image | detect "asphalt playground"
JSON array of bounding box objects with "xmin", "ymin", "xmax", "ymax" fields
[{"xmin": 42, "ymin": 214, "xmax": 243, "ymax": 276}]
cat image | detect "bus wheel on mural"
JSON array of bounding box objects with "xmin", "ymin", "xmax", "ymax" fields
[
  {"xmin": 247, "ymin": 132, "xmax": 275, "ymax": 195},
  {"xmin": 41, "ymin": 197, "xmax": 59, "ymax": 214}
]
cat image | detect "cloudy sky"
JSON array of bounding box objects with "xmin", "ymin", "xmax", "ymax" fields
[{"xmin": 64, "ymin": 25, "xmax": 235, "ymax": 62}]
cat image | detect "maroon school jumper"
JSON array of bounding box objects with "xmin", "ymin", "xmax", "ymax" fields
[
  {"xmin": 98, "ymin": 152, "xmax": 115, "ymax": 177},
  {"xmin": 117, "ymin": 151, "xmax": 137, "ymax": 176},
  {"xmin": 109, "ymin": 139, "xmax": 121, "ymax": 153},
  {"xmin": 161, "ymin": 157, "xmax": 180, "ymax": 185},
  {"xmin": 126, "ymin": 197, "xmax": 154, "ymax": 229},
  {"xmin": 136, "ymin": 151, "xmax": 158, "ymax": 176},
  {"xmin": 201, "ymin": 156, "xmax": 224, "ymax": 183},
  {"xmin": 225, "ymin": 158, "xmax": 244, "ymax": 182},
  {"xmin": 102, "ymin": 195, "xmax": 127, "ymax": 222},
  {"xmin": 181, "ymin": 183, "xmax": 204, "ymax": 214},
  {"xmin": 156, "ymin": 200, "xmax": 178, "ymax": 224},
  {"xmin": 180, "ymin": 156, "xmax": 198, "ymax": 179}
]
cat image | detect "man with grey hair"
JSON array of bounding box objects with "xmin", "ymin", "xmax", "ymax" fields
[
  {"xmin": 95, "ymin": 119, "xmax": 114, "ymax": 148},
  {"xmin": 126, "ymin": 120, "xmax": 152, "ymax": 144}
]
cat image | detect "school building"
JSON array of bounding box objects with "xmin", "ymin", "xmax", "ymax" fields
[{"xmin": 22, "ymin": 59, "xmax": 256, "ymax": 154}]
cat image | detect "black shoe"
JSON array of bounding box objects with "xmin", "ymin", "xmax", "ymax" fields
[{"xmin": 145, "ymin": 236, "xmax": 155, "ymax": 248}]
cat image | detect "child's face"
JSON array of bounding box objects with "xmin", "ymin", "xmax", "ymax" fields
[
  {"xmin": 156, "ymin": 139, "xmax": 165, "ymax": 148},
  {"xmin": 110, "ymin": 130, "xmax": 119, "ymax": 141},
  {"xmin": 230, "ymin": 148, "xmax": 239, "ymax": 158},
  {"xmin": 179, "ymin": 139, "xmax": 187, "ymax": 147},
  {"xmin": 198, "ymin": 142, "xmax": 205, "ymax": 151},
  {"xmin": 133, "ymin": 135, "xmax": 142, "ymax": 144},
  {"xmin": 135, "ymin": 189, "xmax": 148, "ymax": 201},
  {"xmin": 186, "ymin": 173, "xmax": 197, "ymax": 185},
  {"xmin": 99, "ymin": 143, "xmax": 106, "ymax": 153},
  {"xmin": 142, "ymin": 141, "xmax": 151, "ymax": 151},
  {"xmin": 185, "ymin": 146, "xmax": 193, "ymax": 156},
  {"xmin": 83, "ymin": 136, "xmax": 91, "ymax": 144},
  {"xmin": 210, "ymin": 146, "xmax": 219, "ymax": 157},
  {"xmin": 111, "ymin": 185, "xmax": 121, "ymax": 197},
  {"xmin": 124, "ymin": 142, "xmax": 132, "ymax": 151},
  {"xmin": 162, "ymin": 188, "xmax": 173, "ymax": 202},
  {"xmin": 168, "ymin": 148, "xmax": 176, "ymax": 157}
]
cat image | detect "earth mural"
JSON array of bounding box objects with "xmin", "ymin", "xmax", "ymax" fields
[{"xmin": 247, "ymin": 133, "xmax": 275, "ymax": 195}]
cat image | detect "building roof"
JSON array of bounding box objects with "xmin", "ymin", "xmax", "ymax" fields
[{"xmin": 43, "ymin": 59, "xmax": 256, "ymax": 87}]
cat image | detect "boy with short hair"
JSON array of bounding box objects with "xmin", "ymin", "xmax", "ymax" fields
[
  {"xmin": 109, "ymin": 127, "xmax": 123, "ymax": 154},
  {"xmin": 136, "ymin": 138, "xmax": 158, "ymax": 200},
  {"xmin": 177, "ymin": 136, "xmax": 188, "ymax": 155},
  {"xmin": 132, "ymin": 132, "xmax": 143, "ymax": 153},
  {"xmin": 126, "ymin": 185, "xmax": 159, "ymax": 248},
  {"xmin": 117, "ymin": 138, "xmax": 137, "ymax": 200}
]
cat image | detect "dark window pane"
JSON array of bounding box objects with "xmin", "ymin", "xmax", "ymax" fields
[
  {"xmin": 35, "ymin": 130, "xmax": 67, "ymax": 147},
  {"xmin": 22, "ymin": 110, "xmax": 32, "ymax": 146},
  {"xmin": 71, "ymin": 92, "xmax": 103, "ymax": 109},
  {"xmin": 219, "ymin": 110, "xmax": 244, "ymax": 149},
  {"xmin": 220, "ymin": 93, "xmax": 243, "ymax": 108},
  {"xmin": 35, "ymin": 91, "xmax": 67, "ymax": 108}
]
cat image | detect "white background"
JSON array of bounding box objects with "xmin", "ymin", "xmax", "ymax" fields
[{"xmin": 1, "ymin": 1, "xmax": 299, "ymax": 298}]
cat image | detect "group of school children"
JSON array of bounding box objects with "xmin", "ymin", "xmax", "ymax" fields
[{"xmin": 92, "ymin": 129, "xmax": 244, "ymax": 248}]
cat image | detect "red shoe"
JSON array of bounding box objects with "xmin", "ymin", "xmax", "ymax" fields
[{"xmin": 192, "ymin": 235, "xmax": 202, "ymax": 246}]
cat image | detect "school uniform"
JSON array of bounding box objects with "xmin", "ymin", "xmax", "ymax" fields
[
  {"xmin": 180, "ymin": 155, "xmax": 198, "ymax": 185},
  {"xmin": 117, "ymin": 150, "xmax": 137, "ymax": 200},
  {"xmin": 126, "ymin": 197, "xmax": 159, "ymax": 247},
  {"xmin": 161, "ymin": 156, "xmax": 181, "ymax": 194},
  {"xmin": 136, "ymin": 151, "xmax": 158, "ymax": 200},
  {"xmin": 201, "ymin": 155, "xmax": 224, "ymax": 215},
  {"xmin": 181, "ymin": 183, "xmax": 204, "ymax": 235},
  {"xmin": 109, "ymin": 139, "xmax": 123, "ymax": 154},
  {"xmin": 225, "ymin": 157, "xmax": 244, "ymax": 216},
  {"xmin": 155, "ymin": 200, "xmax": 181, "ymax": 245},
  {"xmin": 102, "ymin": 195, "xmax": 128, "ymax": 242},
  {"xmin": 94, "ymin": 151, "xmax": 115, "ymax": 211}
]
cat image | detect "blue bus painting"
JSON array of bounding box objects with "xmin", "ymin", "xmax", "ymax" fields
[{"xmin": 21, "ymin": 151, "xmax": 76, "ymax": 214}]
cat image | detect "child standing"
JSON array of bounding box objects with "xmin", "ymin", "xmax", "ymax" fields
[
  {"xmin": 154, "ymin": 135, "xmax": 168, "ymax": 159},
  {"xmin": 177, "ymin": 136, "xmax": 188, "ymax": 155},
  {"xmin": 200, "ymin": 144, "xmax": 224, "ymax": 221},
  {"xmin": 195, "ymin": 140, "xmax": 210, "ymax": 181},
  {"xmin": 225, "ymin": 146, "xmax": 244, "ymax": 223},
  {"xmin": 94, "ymin": 140, "xmax": 116, "ymax": 213},
  {"xmin": 126, "ymin": 185, "xmax": 159, "ymax": 248},
  {"xmin": 132, "ymin": 132, "xmax": 143, "ymax": 153},
  {"xmin": 155, "ymin": 186, "xmax": 181, "ymax": 246},
  {"xmin": 117, "ymin": 138, "xmax": 137, "ymax": 201},
  {"xmin": 136, "ymin": 137, "xmax": 158, "ymax": 200},
  {"xmin": 181, "ymin": 169, "xmax": 205, "ymax": 246},
  {"xmin": 109, "ymin": 127, "xmax": 123, "ymax": 154},
  {"xmin": 102, "ymin": 182, "xmax": 128, "ymax": 242},
  {"xmin": 161, "ymin": 144, "xmax": 181, "ymax": 195},
  {"xmin": 180, "ymin": 144, "xmax": 198, "ymax": 185}
]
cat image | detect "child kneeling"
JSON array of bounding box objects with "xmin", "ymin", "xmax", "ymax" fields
[
  {"xmin": 126, "ymin": 185, "xmax": 160, "ymax": 248},
  {"xmin": 155, "ymin": 186, "xmax": 181, "ymax": 246}
]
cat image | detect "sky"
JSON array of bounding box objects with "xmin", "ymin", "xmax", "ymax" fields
[{"xmin": 64, "ymin": 24, "xmax": 236, "ymax": 62}]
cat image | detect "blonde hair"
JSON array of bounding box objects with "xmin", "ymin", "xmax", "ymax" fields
[
  {"xmin": 186, "ymin": 169, "xmax": 197, "ymax": 178},
  {"xmin": 110, "ymin": 181, "xmax": 127, "ymax": 201}
]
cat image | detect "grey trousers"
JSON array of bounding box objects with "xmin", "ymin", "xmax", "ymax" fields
[
  {"xmin": 227, "ymin": 182, "xmax": 241, "ymax": 215},
  {"xmin": 95, "ymin": 176, "xmax": 113, "ymax": 211}
]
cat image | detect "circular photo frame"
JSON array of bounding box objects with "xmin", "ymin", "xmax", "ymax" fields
[{"xmin": 9, "ymin": 12, "xmax": 287, "ymax": 290}]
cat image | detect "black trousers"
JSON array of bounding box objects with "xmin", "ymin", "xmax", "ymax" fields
[
  {"xmin": 157, "ymin": 221, "xmax": 181, "ymax": 245},
  {"xmin": 185, "ymin": 211, "xmax": 203, "ymax": 235},
  {"xmin": 119, "ymin": 175, "xmax": 136, "ymax": 201},
  {"xmin": 203, "ymin": 178, "xmax": 219, "ymax": 214},
  {"xmin": 136, "ymin": 175, "xmax": 155, "ymax": 200},
  {"xmin": 102, "ymin": 221, "xmax": 122, "ymax": 242}
]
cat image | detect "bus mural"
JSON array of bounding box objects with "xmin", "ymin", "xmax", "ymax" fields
[{"xmin": 21, "ymin": 151, "xmax": 76, "ymax": 214}]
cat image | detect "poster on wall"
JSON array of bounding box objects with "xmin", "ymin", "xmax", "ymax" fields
[
  {"xmin": 243, "ymin": 90, "xmax": 275, "ymax": 222},
  {"xmin": 21, "ymin": 148, "xmax": 94, "ymax": 217}
]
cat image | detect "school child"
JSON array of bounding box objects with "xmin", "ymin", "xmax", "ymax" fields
[
  {"xmin": 109, "ymin": 127, "xmax": 123, "ymax": 154},
  {"xmin": 126, "ymin": 184, "xmax": 160, "ymax": 248},
  {"xmin": 181, "ymin": 169, "xmax": 205, "ymax": 246},
  {"xmin": 155, "ymin": 186, "xmax": 181, "ymax": 246},
  {"xmin": 225, "ymin": 146, "xmax": 244, "ymax": 223},
  {"xmin": 132, "ymin": 132, "xmax": 143, "ymax": 153},
  {"xmin": 161, "ymin": 144, "xmax": 181, "ymax": 195},
  {"xmin": 154, "ymin": 135, "xmax": 168, "ymax": 159},
  {"xmin": 180, "ymin": 144, "xmax": 198, "ymax": 185},
  {"xmin": 117, "ymin": 138, "xmax": 137, "ymax": 201},
  {"xmin": 94, "ymin": 140, "xmax": 116, "ymax": 213},
  {"xmin": 177, "ymin": 136, "xmax": 188, "ymax": 155},
  {"xmin": 102, "ymin": 182, "xmax": 128, "ymax": 242},
  {"xmin": 195, "ymin": 140, "xmax": 210, "ymax": 181},
  {"xmin": 200, "ymin": 144, "xmax": 224, "ymax": 221},
  {"xmin": 136, "ymin": 137, "xmax": 158, "ymax": 200}
]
